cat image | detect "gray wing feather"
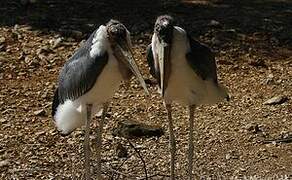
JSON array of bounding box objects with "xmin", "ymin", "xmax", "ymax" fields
[
  {"xmin": 58, "ymin": 31, "xmax": 109, "ymax": 103},
  {"xmin": 186, "ymin": 34, "xmax": 218, "ymax": 83}
]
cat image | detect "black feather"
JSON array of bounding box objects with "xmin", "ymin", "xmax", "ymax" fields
[
  {"xmin": 146, "ymin": 44, "xmax": 161, "ymax": 88},
  {"xmin": 52, "ymin": 87, "xmax": 60, "ymax": 118},
  {"xmin": 186, "ymin": 34, "xmax": 218, "ymax": 83},
  {"xmin": 57, "ymin": 29, "xmax": 109, "ymax": 103}
]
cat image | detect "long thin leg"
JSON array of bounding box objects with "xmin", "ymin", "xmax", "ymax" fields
[
  {"xmin": 188, "ymin": 105, "xmax": 195, "ymax": 180},
  {"xmin": 84, "ymin": 104, "xmax": 93, "ymax": 180},
  {"xmin": 96, "ymin": 102, "xmax": 109, "ymax": 180},
  {"xmin": 165, "ymin": 104, "xmax": 176, "ymax": 180}
]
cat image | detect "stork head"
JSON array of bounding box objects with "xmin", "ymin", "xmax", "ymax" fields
[
  {"xmin": 154, "ymin": 15, "xmax": 174, "ymax": 97},
  {"xmin": 154, "ymin": 15, "xmax": 174, "ymax": 44},
  {"xmin": 106, "ymin": 20, "xmax": 149, "ymax": 95}
]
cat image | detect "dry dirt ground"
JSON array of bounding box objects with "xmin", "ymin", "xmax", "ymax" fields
[{"xmin": 1, "ymin": 0, "xmax": 292, "ymax": 179}]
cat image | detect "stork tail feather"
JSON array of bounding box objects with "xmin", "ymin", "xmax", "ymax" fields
[
  {"xmin": 204, "ymin": 81, "xmax": 229, "ymax": 104},
  {"xmin": 52, "ymin": 88, "xmax": 60, "ymax": 117},
  {"xmin": 53, "ymin": 100, "xmax": 84, "ymax": 135}
]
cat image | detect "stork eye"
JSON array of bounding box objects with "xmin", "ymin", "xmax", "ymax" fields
[{"xmin": 108, "ymin": 29, "xmax": 126, "ymax": 43}]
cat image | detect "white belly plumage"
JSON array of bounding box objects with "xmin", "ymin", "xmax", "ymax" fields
[
  {"xmin": 162, "ymin": 26, "xmax": 227, "ymax": 105},
  {"xmin": 74, "ymin": 56, "xmax": 123, "ymax": 109},
  {"xmin": 164, "ymin": 59, "xmax": 227, "ymax": 106},
  {"xmin": 54, "ymin": 56, "xmax": 123, "ymax": 134}
]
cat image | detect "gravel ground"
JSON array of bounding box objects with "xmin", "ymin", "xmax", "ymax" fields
[{"xmin": 1, "ymin": 0, "xmax": 292, "ymax": 179}]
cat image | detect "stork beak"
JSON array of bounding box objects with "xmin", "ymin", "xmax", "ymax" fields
[
  {"xmin": 158, "ymin": 41, "xmax": 170, "ymax": 97},
  {"xmin": 117, "ymin": 43, "xmax": 149, "ymax": 95}
]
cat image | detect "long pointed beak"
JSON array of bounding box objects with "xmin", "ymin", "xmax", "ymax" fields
[
  {"xmin": 118, "ymin": 43, "xmax": 149, "ymax": 95},
  {"xmin": 158, "ymin": 41, "xmax": 170, "ymax": 97}
]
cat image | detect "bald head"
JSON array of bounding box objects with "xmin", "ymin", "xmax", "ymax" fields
[
  {"xmin": 154, "ymin": 15, "xmax": 175, "ymax": 44},
  {"xmin": 106, "ymin": 19, "xmax": 127, "ymax": 45}
]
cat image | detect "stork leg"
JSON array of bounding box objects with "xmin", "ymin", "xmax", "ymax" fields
[
  {"xmin": 84, "ymin": 104, "xmax": 93, "ymax": 180},
  {"xmin": 165, "ymin": 104, "xmax": 176, "ymax": 180},
  {"xmin": 188, "ymin": 105, "xmax": 195, "ymax": 180},
  {"xmin": 96, "ymin": 102, "xmax": 109, "ymax": 180}
]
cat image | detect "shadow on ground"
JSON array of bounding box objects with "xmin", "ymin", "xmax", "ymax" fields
[{"xmin": 1, "ymin": 0, "xmax": 291, "ymax": 47}]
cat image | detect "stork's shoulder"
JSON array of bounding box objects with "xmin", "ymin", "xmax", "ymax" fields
[
  {"xmin": 64, "ymin": 25, "xmax": 109, "ymax": 65},
  {"xmin": 185, "ymin": 34, "xmax": 217, "ymax": 81},
  {"xmin": 90, "ymin": 25, "xmax": 109, "ymax": 58},
  {"xmin": 171, "ymin": 26, "xmax": 190, "ymax": 52},
  {"xmin": 172, "ymin": 26, "xmax": 187, "ymax": 40},
  {"xmin": 187, "ymin": 34, "xmax": 213, "ymax": 55},
  {"xmin": 173, "ymin": 26, "xmax": 212, "ymax": 55},
  {"xmin": 58, "ymin": 49, "xmax": 109, "ymax": 103}
]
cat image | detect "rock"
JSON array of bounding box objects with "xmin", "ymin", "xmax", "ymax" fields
[
  {"xmin": 225, "ymin": 153, "xmax": 231, "ymax": 160},
  {"xmin": 0, "ymin": 44, "xmax": 5, "ymax": 52},
  {"xmin": 0, "ymin": 118, "xmax": 7, "ymax": 123},
  {"xmin": 0, "ymin": 160, "xmax": 9, "ymax": 167},
  {"xmin": 209, "ymin": 20, "xmax": 221, "ymax": 27},
  {"xmin": 112, "ymin": 120, "xmax": 164, "ymax": 139},
  {"xmin": 280, "ymin": 131, "xmax": 290, "ymax": 139},
  {"xmin": 116, "ymin": 143, "xmax": 128, "ymax": 158},
  {"xmin": 249, "ymin": 59, "xmax": 267, "ymax": 68},
  {"xmin": 0, "ymin": 37, "xmax": 6, "ymax": 44},
  {"xmin": 265, "ymin": 73, "xmax": 274, "ymax": 84},
  {"xmin": 225, "ymin": 151, "xmax": 239, "ymax": 160},
  {"xmin": 246, "ymin": 124, "xmax": 262, "ymax": 134},
  {"xmin": 37, "ymin": 46, "xmax": 52, "ymax": 55},
  {"xmin": 33, "ymin": 109, "xmax": 46, "ymax": 116},
  {"xmin": 211, "ymin": 37, "xmax": 221, "ymax": 46},
  {"xmin": 52, "ymin": 38, "xmax": 62, "ymax": 49},
  {"xmin": 24, "ymin": 55, "xmax": 32, "ymax": 64},
  {"xmin": 11, "ymin": 31, "xmax": 22, "ymax": 39},
  {"xmin": 263, "ymin": 96, "xmax": 288, "ymax": 105}
]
